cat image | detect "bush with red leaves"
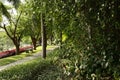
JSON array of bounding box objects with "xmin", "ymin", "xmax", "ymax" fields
[{"xmin": 0, "ymin": 46, "xmax": 33, "ymax": 58}]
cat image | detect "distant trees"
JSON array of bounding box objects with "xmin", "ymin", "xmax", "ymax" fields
[
  {"xmin": 23, "ymin": 14, "xmax": 41, "ymax": 50},
  {"xmin": 19, "ymin": 1, "xmax": 41, "ymax": 50},
  {"xmin": 28, "ymin": 0, "xmax": 47, "ymax": 58}
]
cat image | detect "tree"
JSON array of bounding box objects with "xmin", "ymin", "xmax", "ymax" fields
[
  {"xmin": 0, "ymin": 11, "xmax": 24, "ymax": 54},
  {"xmin": 40, "ymin": 13, "xmax": 47, "ymax": 58},
  {"xmin": 28, "ymin": 0, "xmax": 48, "ymax": 58},
  {"xmin": 31, "ymin": 14, "xmax": 41, "ymax": 50},
  {"xmin": 20, "ymin": 1, "xmax": 41, "ymax": 50},
  {"xmin": 0, "ymin": 0, "xmax": 22, "ymax": 54},
  {"xmin": 24, "ymin": 15, "xmax": 41, "ymax": 50}
]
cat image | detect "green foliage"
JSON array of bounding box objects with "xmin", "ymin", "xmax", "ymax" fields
[
  {"xmin": 56, "ymin": 45, "xmax": 120, "ymax": 79},
  {"xmin": 21, "ymin": 36, "xmax": 31, "ymax": 44},
  {"xmin": 0, "ymin": 32, "xmax": 13, "ymax": 51},
  {"xmin": 52, "ymin": 0, "xmax": 120, "ymax": 79},
  {"xmin": 0, "ymin": 0, "xmax": 120, "ymax": 79},
  {"xmin": 0, "ymin": 48, "xmax": 66, "ymax": 80},
  {"xmin": 0, "ymin": 1, "xmax": 11, "ymax": 21}
]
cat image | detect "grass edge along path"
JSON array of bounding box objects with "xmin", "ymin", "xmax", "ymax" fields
[
  {"xmin": 0, "ymin": 46, "xmax": 57, "ymax": 68},
  {"xmin": 0, "ymin": 48, "xmax": 67, "ymax": 80}
]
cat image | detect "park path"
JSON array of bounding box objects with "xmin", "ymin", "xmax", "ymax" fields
[{"xmin": 0, "ymin": 47, "xmax": 57, "ymax": 72}]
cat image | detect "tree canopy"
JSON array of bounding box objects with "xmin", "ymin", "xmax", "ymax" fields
[{"xmin": 0, "ymin": 0, "xmax": 120, "ymax": 79}]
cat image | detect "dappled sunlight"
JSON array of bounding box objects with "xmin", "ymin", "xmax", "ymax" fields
[{"xmin": 0, "ymin": 0, "xmax": 119, "ymax": 79}]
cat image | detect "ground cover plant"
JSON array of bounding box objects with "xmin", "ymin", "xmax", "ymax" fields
[
  {"xmin": 0, "ymin": 48, "xmax": 67, "ymax": 80},
  {"xmin": 0, "ymin": 47, "xmax": 120, "ymax": 80}
]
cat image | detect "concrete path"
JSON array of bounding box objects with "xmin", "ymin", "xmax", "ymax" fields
[{"xmin": 0, "ymin": 47, "xmax": 57, "ymax": 72}]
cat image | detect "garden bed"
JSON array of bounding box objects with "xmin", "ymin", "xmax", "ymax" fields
[{"xmin": 0, "ymin": 46, "xmax": 33, "ymax": 59}]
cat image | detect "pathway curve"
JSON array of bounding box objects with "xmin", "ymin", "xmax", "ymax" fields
[{"xmin": 0, "ymin": 47, "xmax": 57, "ymax": 72}]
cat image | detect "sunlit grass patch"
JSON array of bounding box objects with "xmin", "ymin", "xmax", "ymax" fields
[
  {"xmin": 0, "ymin": 45, "xmax": 56, "ymax": 66},
  {"xmin": 0, "ymin": 54, "xmax": 27, "ymax": 66},
  {"xmin": 0, "ymin": 48, "xmax": 65, "ymax": 80}
]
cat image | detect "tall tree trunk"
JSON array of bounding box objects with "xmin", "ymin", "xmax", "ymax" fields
[
  {"xmin": 13, "ymin": 39, "xmax": 20, "ymax": 55},
  {"xmin": 31, "ymin": 36, "xmax": 37, "ymax": 50},
  {"xmin": 41, "ymin": 13, "xmax": 47, "ymax": 59}
]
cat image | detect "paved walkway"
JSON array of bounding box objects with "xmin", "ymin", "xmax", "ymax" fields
[{"xmin": 0, "ymin": 47, "xmax": 57, "ymax": 72}]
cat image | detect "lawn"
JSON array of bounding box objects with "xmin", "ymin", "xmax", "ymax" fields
[
  {"xmin": 0, "ymin": 48, "xmax": 67, "ymax": 80},
  {"xmin": 0, "ymin": 45, "xmax": 57, "ymax": 66}
]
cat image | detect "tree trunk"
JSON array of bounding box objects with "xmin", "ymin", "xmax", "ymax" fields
[
  {"xmin": 13, "ymin": 39, "xmax": 20, "ymax": 55},
  {"xmin": 31, "ymin": 37, "xmax": 37, "ymax": 50},
  {"xmin": 39, "ymin": 38, "xmax": 42, "ymax": 46},
  {"xmin": 41, "ymin": 13, "xmax": 47, "ymax": 59},
  {"xmin": 50, "ymin": 35, "xmax": 53, "ymax": 45},
  {"xmin": 15, "ymin": 44, "xmax": 20, "ymax": 55}
]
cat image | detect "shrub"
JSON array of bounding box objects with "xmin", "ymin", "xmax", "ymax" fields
[
  {"xmin": 0, "ymin": 46, "xmax": 33, "ymax": 59},
  {"xmin": 0, "ymin": 48, "xmax": 67, "ymax": 80},
  {"xmin": 57, "ymin": 45, "xmax": 120, "ymax": 80}
]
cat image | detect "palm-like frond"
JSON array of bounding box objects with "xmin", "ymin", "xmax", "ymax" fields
[
  {"xmin": 0, "ymin": 0, "xmax": 20, "ymax": 24},
  {"xmin": 0, "ymin": 2, "xmax": 11, "ymax": 21},
  {"xmin": 0, "ymin": 0, "xmax": 20, "ymax": 22}
]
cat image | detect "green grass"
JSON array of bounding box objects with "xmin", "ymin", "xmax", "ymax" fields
[
  {"xmin": 0, "ymin": 48, "xmax": 67, "ymax": 80},
  {"xmin": 0, "ymin": 54, "xmax": 27, "ymax": 66},
  {"xmin": 0, "ymin": 45, "xmax": 57, "ymax": 66}
]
